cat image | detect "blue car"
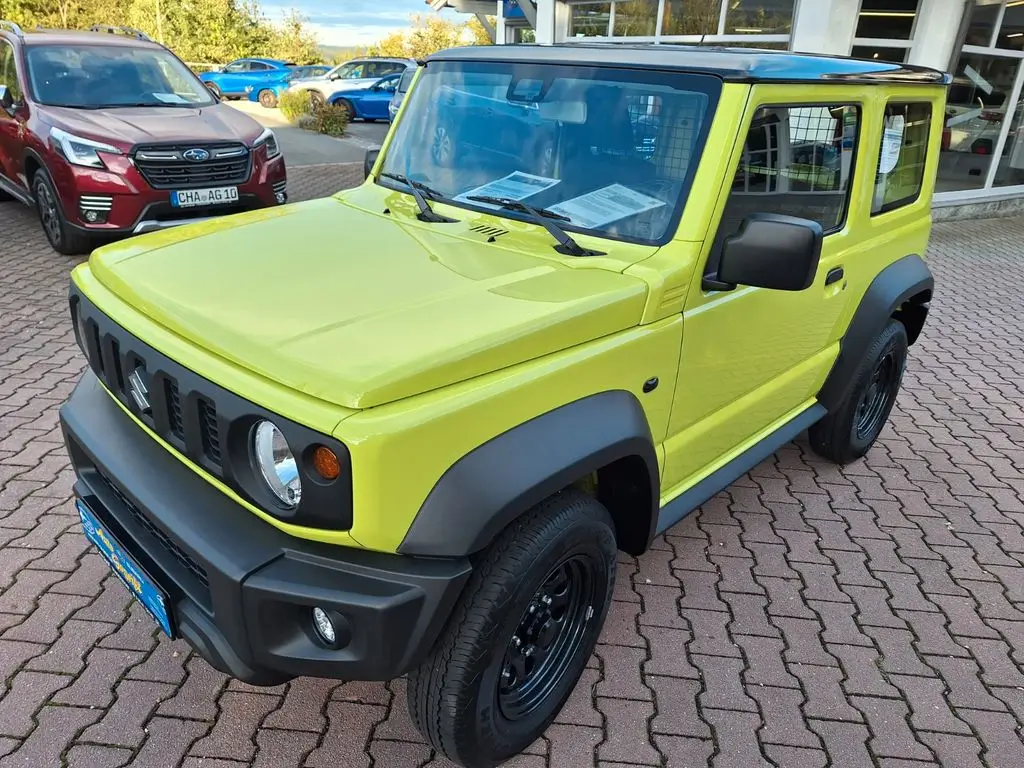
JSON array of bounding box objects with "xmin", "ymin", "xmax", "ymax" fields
[
  {"xmin": 328, "ymin": 73, "xmax": 401, "ymax": 122},
  {"xmin": 246, "ymin": 65, "xmax": 332, "ymax": 108},
  {"xmin": 200, "ymin": 58, "xmax": 295, "ymax": 101}
]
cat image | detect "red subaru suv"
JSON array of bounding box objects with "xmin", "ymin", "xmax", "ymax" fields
[{"xmin": 0, "ymin": 23, "xmax": 287, "ymax": 255}]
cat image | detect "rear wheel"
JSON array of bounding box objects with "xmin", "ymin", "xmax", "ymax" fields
[
  {"xmin": 309, "ymin": 90, "xmax": 325, "ymax": 109},
  {"xmin": 32, "ymin": 169, "xmax": 91, "ymax": 256},
  {"xmin": 257, "ymin": 89, "xmax": 278, "ymax": 108},
  {"xmin": 810, "ymin": 319, "xmax": 908, "ymax": 464},
  {"xmin": 334, "ymin": 98, "xmax": 355, "ymax": 121},
  {"xmin": 408, "ymin": 489, "xmax": 616, "ymax": 767}
]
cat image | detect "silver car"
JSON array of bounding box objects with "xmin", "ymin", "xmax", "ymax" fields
[
  {"xmin": 388, "ymin": 67, "xmax": 417, "ymax": 123},
  {"xmin": 287, "ymin": 56, "xmax": 416, "ymax": 106}
]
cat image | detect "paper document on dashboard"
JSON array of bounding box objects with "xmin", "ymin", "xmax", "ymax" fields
[
  {"xmin": 455, "ymin": 172, "xmax": 561, "ymax": 207},
  {"xmin": 549, "ymin": 184, "xmax": 665, "ymax": 229}
]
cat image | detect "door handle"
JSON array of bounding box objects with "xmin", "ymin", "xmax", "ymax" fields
[{"xmin": 825, "ymin": 267, "xmax": 844, "ymax": 286}]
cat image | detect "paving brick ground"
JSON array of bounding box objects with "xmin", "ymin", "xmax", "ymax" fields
[{"xmin": 1, "ymin": 162, "xmax": 1023, "ymax": 767}]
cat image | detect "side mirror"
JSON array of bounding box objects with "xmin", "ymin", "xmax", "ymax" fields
[
  {"xmin": 364, "ymin": 147, "xmax": 381, "ymax": 180},
  {"xmin": 0, "ymin": 85, "xmax": 13, "ymax": 111},
  {"xmin": 706, "ymin": 213, "xmax": 823, "ymax": 292}
]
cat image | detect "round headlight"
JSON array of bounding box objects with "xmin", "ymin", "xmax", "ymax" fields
[{"xmin": 253, "ymin": 421, "xmax": 301, "ymax": 508}]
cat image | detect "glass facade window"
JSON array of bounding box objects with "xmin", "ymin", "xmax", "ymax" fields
[
  {"xmin": 724, "ymin": 0, "xmax": 794, "ymax": 35},
  {"xmin": 614, "ymin": 0, "xmax": 659, "ymax": 36},
  {"xmin": 570, "ymin": 3, "xmax": 612, "ymax": 36},
  {"xmin": 964, "ymin": 0, "xmax": 1004, "ymax": 47},
  {"xmin": 938, "ymin": 52, "xmax": 1021, "ymax": 192},
  {"xmin": 855, "ymin": 0, "xmax": 919, "ymax": 40},
  {"xmin": 997, "ymin": 5, "xmax": 1024, "ymax": 50},
  {"xmin": 851, "ymin": 45, "xmax": 909, "ymax": 62},
  {"xmin": 660, "ymin": 0, "xmax": 719, "ymax": 36}
]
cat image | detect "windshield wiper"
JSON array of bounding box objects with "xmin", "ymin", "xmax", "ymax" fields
[
  {"xmin": 466, "ymin": 195, "xmax": 602, "ymax": 257},
  {"xmin": 379, "ymin": 172, "xmax": 457, "ymax": 223}
]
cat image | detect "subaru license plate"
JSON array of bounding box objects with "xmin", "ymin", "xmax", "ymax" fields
[
  {"xmin": 77, "ymin": 499, "xmax": 174, "ymax": 637},
  {"xmin": 171, "ymin": 186, "xmax": 239, "ymax": 208}
]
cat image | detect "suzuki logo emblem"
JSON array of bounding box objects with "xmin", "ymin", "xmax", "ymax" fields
[
  {"xmin": 182, "ymin": 148, "xmax": 210, "ymax": 162},
  {"xmin": 128, "ymin": 368, "xmax": 151, "ymax": 414}
]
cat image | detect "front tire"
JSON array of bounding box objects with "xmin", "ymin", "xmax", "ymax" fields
[
  {"xmin": 810, "ymin": 319, "xmax": 908, "ymax": 464},
  {"xmin": 408, "ymin": 490, "xmax": 616, "ymax": 768},
  {"xmin": 257, "ymin": 89, "xmax": 278, "ymax": 108},
  {"xmin": 334, "ymin": 98, "xmax": 355, "ymax": 121},
  {"xmin": 32, "ymin": 169, "xmax": 91, "ymax": 256}
]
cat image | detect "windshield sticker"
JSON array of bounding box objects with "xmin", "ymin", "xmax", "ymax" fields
[
  {"xmin": 879, "ymin": 114, "xmax": 905, "ymax": 174},
  {"xmin": 454, "ymin": 172, "xmax": 561, "ymax": 207},
  {"xmin": 549, "ymin": 184, "xmax": 665, "ymax": 229},
  {"xmin": 152, "ymin": 92, "xmax": 189, "ymax": 104}
]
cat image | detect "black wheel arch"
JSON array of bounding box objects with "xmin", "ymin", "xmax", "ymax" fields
[
  {"xmin": 818, "ymin": 253, "xmax": 932, "ymax": 413},
  {"xmin": 398, "ymin": 390, "xmax": 660, "ymax": 558}
]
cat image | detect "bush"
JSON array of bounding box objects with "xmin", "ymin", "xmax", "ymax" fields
[
  {"xmin": 279, "ymin": 90, "xmax": 313, "ymax": 123},
  {"xmin": 309, "ymin": 103, "xmax": 349, "ymax": 137}
]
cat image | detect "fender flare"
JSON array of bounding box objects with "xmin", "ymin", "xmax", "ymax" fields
[
  {"xmin": 398, "ymin": 390, "xmax": 660, "ymax": 557},
  {"xmin": 818, "ymin": 253, "xmax": 933, "ymax": 413}
]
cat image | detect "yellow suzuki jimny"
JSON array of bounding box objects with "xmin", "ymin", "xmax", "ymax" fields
[{"xmin": 60, "ymin": 43, "xmax": 947, "ymax": 767}]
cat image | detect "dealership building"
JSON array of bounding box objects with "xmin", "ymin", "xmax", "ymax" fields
[{"xmin": 432, "ymin": 0, "xmax": 1024, "ymax": 215}]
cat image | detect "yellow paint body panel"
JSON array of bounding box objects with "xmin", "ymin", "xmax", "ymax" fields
[{"xmin": 71, "ymin": 75, "xmax": 947, "ymax": 554}]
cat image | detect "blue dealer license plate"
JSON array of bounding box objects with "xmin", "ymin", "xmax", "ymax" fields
[{"xmin": 77, "ymin": 499, "xmax": 174, "ymax": 637}]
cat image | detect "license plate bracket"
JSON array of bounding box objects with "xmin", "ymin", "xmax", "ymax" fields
[{"xmin": 77, "ymin": 498, "xmax": 175, "ymax": 637}]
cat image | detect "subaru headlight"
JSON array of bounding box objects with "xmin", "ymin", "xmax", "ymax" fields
[
  {"xmin": 254, "ymin": 127, "xmax": 280, "ymax": 159},
  {"xmin": 50, "ymin": 127, "xmax": 120, "ymax": 169},
  {"xmin": 253, "ymin": 420, "xmax": 301, "ymax": 507}
]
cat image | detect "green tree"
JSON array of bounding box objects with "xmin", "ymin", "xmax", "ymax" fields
[{"xmin": 367, "ymin": 13, "xmax": 493, "ymax": 59}]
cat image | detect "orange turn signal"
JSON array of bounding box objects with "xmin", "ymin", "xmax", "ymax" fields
[{"xmin": 311, "ymin": 445, "xmax": 341, "ymax": 480}]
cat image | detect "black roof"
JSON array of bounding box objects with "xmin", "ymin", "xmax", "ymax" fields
[{"xmin": 426, "ymin": 43, "xmax": 951, "ymax": 86}]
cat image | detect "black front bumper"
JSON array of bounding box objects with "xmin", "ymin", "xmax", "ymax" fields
[{"xmin": 60, "ymin": 372, "xmax": 471, "ymax": 686}]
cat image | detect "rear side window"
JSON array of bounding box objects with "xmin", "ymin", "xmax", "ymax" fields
[
  {"xmin": 0, "ymin": 39, "xmax": 20, "ymax": 101},
  {"xmin": 719, "ymin": 104, "xmax": 860, "ymax": 240},
  {"xmin": 872, "ymin": 102, "xmax": 931, "ymax": 215},
  {"xmin": 397, "ymin": 68, "xmax": 415, "ymax": 93}
]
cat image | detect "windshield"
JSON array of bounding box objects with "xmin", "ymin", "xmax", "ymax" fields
[
  {"xmin": 26, "ymin": 44, "xmax": 215, "ymax": 108},
  {"xmin": 380, "ymin": 61, "xmax": 719, "ymax": 245}
]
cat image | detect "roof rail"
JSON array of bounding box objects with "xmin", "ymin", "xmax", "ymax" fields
[
  {"xmin": 88, "ymin": 24, "xmax": 153, "ymax": 42},
  {"xmin": 0, "ymin": 20, "xmax": 24, "ymax": 36}
]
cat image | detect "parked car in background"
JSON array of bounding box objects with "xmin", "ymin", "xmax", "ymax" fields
[
  {"xmin": 328, "ymin": 73, "xmax": 402, "ymax": 122},
  {"xmin": 200, "ymin": 57, "xmax": 295, "ymax": 101},
  {"xmin": 286, "ymin": 56, "xmax": 414, "ymax": 106},
  {"xmin": 247, "ymin": 64, "xmax": 331, "ymax": 108},
  {"xmin": 388, "ymin": 66, "xmax": 416, "ymax": 122},
  {"xmin": 0, "ymin": 22, "xmax": 287, "ymax": 255}
]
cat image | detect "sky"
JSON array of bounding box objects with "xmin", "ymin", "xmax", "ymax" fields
[{"xmin": 262, "ymin": 0, "xmax": 456, "ymax": 48}]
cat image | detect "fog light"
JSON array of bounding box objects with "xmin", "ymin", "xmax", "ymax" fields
[
  {"xmin": 312, "ymin": 607, "xmax": 335, "ymax": 643},
  {"xmin": 311, "ymin": 607, "xmax": 350, "ymax": 649},
  {"xmin": 275, "ymin": 192, "xmax": 286, "ymax": 204},
  {"xmin": 84, "ymin": 210, "xmax": 98, "ymax": 222}
]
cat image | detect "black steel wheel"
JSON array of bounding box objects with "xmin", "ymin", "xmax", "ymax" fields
[
  {"xmin": 810, "ymin": 318, "xmax": 908, "ymax": 464},
  {"xmin": 408, "ymin": 489, "xmax": 616, "ymax": 768},
  {"xmin": 854, "ymin": 349, "xmax": 900, "ymax": 441},
  {"xmin": 498, "ymin": 554, "xmax": 598, "ymax": 721}
]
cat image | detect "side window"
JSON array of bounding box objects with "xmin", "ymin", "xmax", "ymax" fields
[
  {"xmin": 224, "ymin": 61, "xmax": 248, "ymax": 73},
  {"xmin": 872, "ymin": 102, "xmax": 931, "ymax": 214},
  {"xmin": 0, "ymin": 40, "xmax": 21, "ymax": 101},
  {"xmin": 719, "ymin": 104, "xmax": 859, "ymax": 241},
  {"xmin": 249, "ymin": 62, "xmax": 271, "ymax": 72}
]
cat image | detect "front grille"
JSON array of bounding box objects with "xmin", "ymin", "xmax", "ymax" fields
[
  {"xmin": 198, "ymin": 400, "xmax": 221, "ymax": 463},
  {"xmin": 134, "ymin": 143, "xmax": 252, "ymax": 190},
  {"xmin": 98, "ymin": 471, "xmax": 210, "ymax": 592},
  {"xmin": 165, "ymin": 379, "xmax": 184, "ymax": 439}
]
